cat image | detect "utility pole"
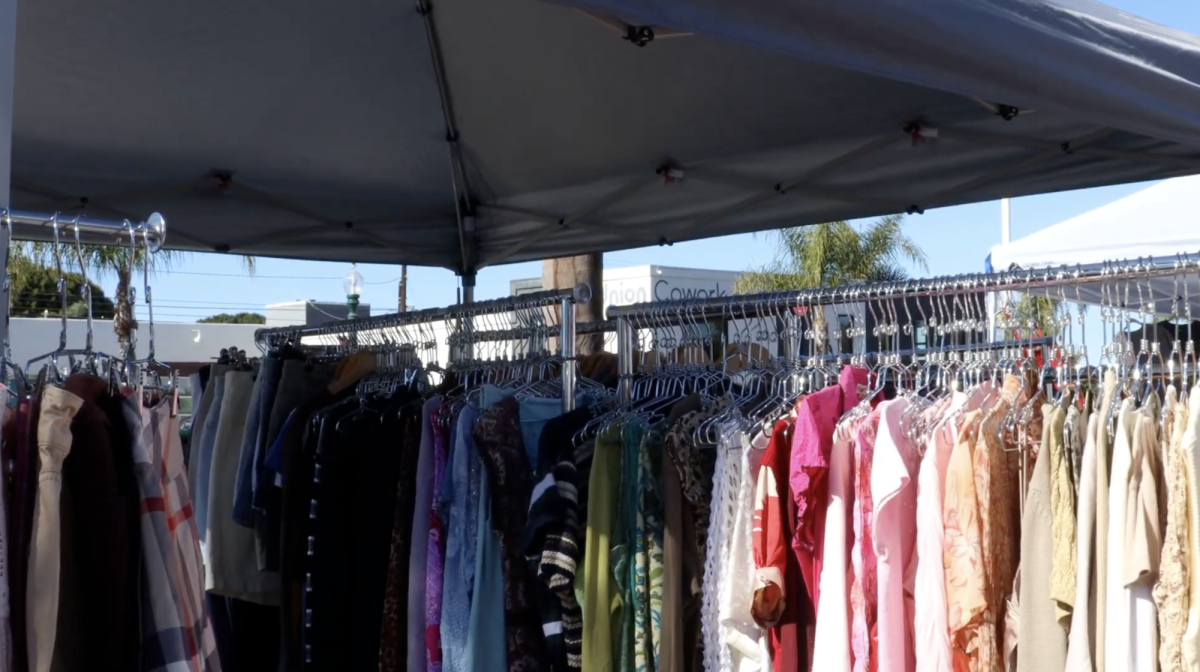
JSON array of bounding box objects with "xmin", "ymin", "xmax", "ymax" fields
[
  {"xmin": 544, "ymin": 253, "xmax": 603, "ymax": 354},
  {"xmin": 398, "ymin": 265, "xmax": 408, "ymax": 312},
  {"xmin": 989, "ymin": 198, "xmax": 1011, "ymax": 342}
]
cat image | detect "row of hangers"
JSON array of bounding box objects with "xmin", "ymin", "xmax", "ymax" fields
[
  {"xmin": 256, "ymin": 299, "xmax": 614, "ymax": 435},
  {"xmin": 3, "ymin": 213, "xmax": 175, "ymax": 399},
  {"xmin": 594, "ymin": 257, "xmax": 1200, "ymax": 477}
]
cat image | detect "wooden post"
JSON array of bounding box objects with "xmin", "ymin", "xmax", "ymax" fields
[
  {"xmin": 543, "ymin": 253, "xmax": 603, "ymax": 354},
  {"xmin": 398, "ymin": 264, "xmax": 408, "ymax": 312}
]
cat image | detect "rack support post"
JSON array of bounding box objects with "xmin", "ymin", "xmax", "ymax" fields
[
  {"xmin": 560, "ymin": 295, "xmax": 577, "ymax": 413},
  {"xmin": 0, "ymin": 0, "xmax": 16, "ymax": 352}
]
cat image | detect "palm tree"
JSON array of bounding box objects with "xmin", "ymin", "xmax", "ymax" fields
[
  {"xmin": 734, "ymin": 215, "xmax": 928, "ymax": 293},
  {"xmin": 734, "ymin": 215, "xmax": 928, "ymax": 352},
  {"xmin": 20, "ymin": 241, "xmax": 255, "ymax": 355}
]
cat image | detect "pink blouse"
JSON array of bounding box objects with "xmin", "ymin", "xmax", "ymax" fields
[
  {"xmin": 852, "ymin": 407, "xmax": 881, "ymax": 672},
  {"xmin": 792, "ymin": 366, "xmax": 869, "ymax": 614},
  {"xmin": 873, "ymin": 398, "xmax": 922, "ymax": 672}
]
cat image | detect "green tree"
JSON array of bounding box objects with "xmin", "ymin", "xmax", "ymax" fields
[
  {"xmin": 198, "ymin": 312, "xmax": 266, "ymax": 325},
  {"xmin": 733, "ymin": 215, "xmax": 928, "ymax": 293},
  {"xmin": 734, "ymin": 216, "xmax": 928, "ymax": 352},
  {"xmin": 1006, "ymin": 294, "xmax": 1065, "ymax": 340},
  {"xmin": 7, "ymin": 253, "xmax": 117, "ymax": 319},
  {"xmin": 21, "ymin": 242, "xmax": 255, "ymax": 354}
]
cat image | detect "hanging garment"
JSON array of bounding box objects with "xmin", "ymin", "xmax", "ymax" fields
[
  {"xmin": 274, "ymin": 386, "xmax": 348, "ymax": 672},
  {"xmin": 1015, "ymin": 404, "xmax": 1067, "ymax": 672},
  {"xmin": 0, "ymin": 386, "xmax": 12, "ymax": 672},
  {"xmin": 1104, "ymin": 398, "xmax": 1136, "ymax": 672},
  {"xmin": 1049, "ymin": 399, "xmax": 1078, "ymax": 627},
  {"xmin": 9, "ymin": 392, "xmax": 36, "ymax": 672},
  {"xmin": 791, "ymin": 368, "xmax": 868, "ymax": 617},
  {"xmin": 1126, "ymin": 405, "xmax": 1163, "ymax": 672},
  {"xmin": 850, "ymin": 407, "xmax": 880, "ymax": 672},
  {"xmin": 752, "ymin": 418, "xmax": 806, "ymax": 672},
  {"xmin": 721, "ymin": 426, "xmax": 770, "ymax": 672},
  {"xmin": 614, "ymin": 419, "xmax": 643, "ymax": 672},
  {"xmin": 440, "ymin": 405, "xmax": 482, "ymax": 672},
  {"xmin": 255, "ymin": 361, "xmax": 337, "ymax": 573},
  {"xmin": 524, "ymin": 407, "xmax": 594, "ymax": 671},
  {"xmin": 914, "ymin": 389, "xmax": 970, "ymax": 672},
  {"xmin": 206, "ymin": 368, "xmax": 281, "ymax": 605},
  {"xmin": 379, "ymin": 408, "xmax": 424, "ymax": 672},
  {"xmin": 125, "ymin": 396, "xmax": 222, "ymax": 672},
  {"xmin": 943, "ymin": 409, "xmax": 986, "ymax": 672},
  {"xmin": 1180, "ymin": 384, "xmax": 1200, "ymax": 672},
  {"xmin": 873, "ymin": 397, "xmax": 921, "ymax": 672},
  {"xmin": 581, "ymin": 423, "xmax": 623, "ymax": 672},
  {"xmin": 52, "ymin": 375, "xmax": 140, "ymax": 672},
  {"xmin": 426, "ymin": 404, "xmax": 451, "ymax": 672},
  {"xmin": 474, "ymin": 396, "xmax": 550, "ymax": 672},
  {"xmin": 25, "ymin": 386, "xmax": 82, "ymax": 672},
  {"xmin": 703, "ymin": 421, "xmax": 744, "ymax": 672},
  {"xmin": 191, "ymin": 363, "xmax": 230, "ymax": 549},
  {"xmin": 408, "ymin": 397, "xmax": 444, "ymax": 672},
  {"xmin": 973, "ymin": 376, "xmax": 1029, "ymax": 672},
  {"xmin": 809, "ymin": 416, "xmax": 856, "ymax": 672},
  {"xmin": 660, "ymin": 395, "xmax": 704, "ymax": 672},
  {"xmin": 464, "ymin": 438, "xmax": 507, "ymax": 672},
  {"xmin": 634, "ymin": 421, "xmax": 667, "ymax": 672},
  {"xmin": 1065, "ymin": 413, "xmax": 1100, "ymax": 672},
  {"xmin": 1094, "ymin": 371, "xmax": 1119, "ymax": 672},
  {"xmin": 1154, "ymin": 389, "xmax": 1189, "ymax": 672}
]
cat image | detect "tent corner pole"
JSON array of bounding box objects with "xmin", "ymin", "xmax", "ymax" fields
[
  {"xmin": 616, "ymin": 316, "xmax": 633, "ymax": 405},
  {"xmin": 0, "ymin": 0, "xmax": 15, "ymax": 357},
  {"xmin": 561, "ymin": 295, "xmax": 577, "ymax": 413}
]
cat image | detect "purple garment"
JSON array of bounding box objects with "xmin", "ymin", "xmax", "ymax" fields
[
  {"xmin": 407, "ymin": 397, "xmax": 443, "ymax": 672},
  {"xmin": 426, "ymin": 405, "xmax": 450, "ymax": 672}
]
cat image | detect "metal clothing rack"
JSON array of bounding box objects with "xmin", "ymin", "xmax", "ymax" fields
[
  {"xmin": 607, "ymin": 255, "xmax": 1200, "ymax": 402},
  {"xmin": 254, "ymin": 283, "xmax": 592, "ymax": 413},
  {"xmin": 0, "ymin": 209, "xmax": 170, "ymax": 374},
  {"xmin": 3, "ymin": 209, "xmax": 167, "ymax": 248}
]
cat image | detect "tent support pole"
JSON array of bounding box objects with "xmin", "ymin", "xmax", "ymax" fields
[
  {"xmin": 417, "ymin": 0, "xmax": 479, "ymax": 283},
  {"xmin": 0, "ymin": 0, "xmax": 15, "ymax": 354}
]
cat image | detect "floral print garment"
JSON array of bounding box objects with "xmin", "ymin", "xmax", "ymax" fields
[
  {"xmin": 972, "ymin": 377, "xmax": 1029, "ymax": 672},
  {"xmin": 635, "ymin": 421, "xmax": 667, "ymax": 672},
  {"xmin": 851, "ymin": 409, "xmax": 881, "ymax": 672},
  {"xmin": 1154, "ymin": 389, "xmax": 1189, "ymax": 672},
  {"xmin": 944, "ymin": 409, "xmax": 987, "ymax": 672}
]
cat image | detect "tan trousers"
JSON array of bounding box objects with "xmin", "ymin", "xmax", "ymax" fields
[{"xmin": 27, "ymin": 387, "xmax": 83, "ymax": 672}]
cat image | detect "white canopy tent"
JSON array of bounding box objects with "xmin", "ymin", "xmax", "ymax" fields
[
  {"xmin": 4, "ymin": 0, "xmax": 1200, "ymax": 285},
  {"xmin": 986, "ymin": 175, "xmax": 1200, "ymax": 313}
]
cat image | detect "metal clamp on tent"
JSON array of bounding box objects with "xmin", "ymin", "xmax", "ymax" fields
[{"xmin": 2, "ymin": 210, "xmax": 166, "ymax": 249}]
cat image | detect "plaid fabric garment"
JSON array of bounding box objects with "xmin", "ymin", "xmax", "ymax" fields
[{"xmin": 125, "ymin": 397, "xmax": 222, "ymax": 672}]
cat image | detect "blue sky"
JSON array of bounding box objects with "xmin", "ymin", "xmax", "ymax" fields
[{"xmin": 109, "ymin": 0, "xmax": 1199, "ymax": 324}]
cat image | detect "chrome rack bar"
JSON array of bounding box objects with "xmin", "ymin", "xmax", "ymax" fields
[
  {"xmin": 255, "ymin": 283, "xmax": 593, "ymax": 414},
  {"xmin": 607, "ymin": 256, "xmax": 1200, "ymax": 324},
  {"xmin": 3, "ymin": 209, "xmax": 167, "ymax": 249},
  {"xmin": 255, "ymin": 283, "xmax": 591, "ymax": 345},
  {"xmin": 608, "ymin": 255, "xmax": 1200, "ymax": 402}
]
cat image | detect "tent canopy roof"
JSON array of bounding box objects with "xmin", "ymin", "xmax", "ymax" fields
[
  {"xmin": 13, "ymin": 0, "xmax": 1200, "ymax": 273},
  {"xmin": 987, "ymin": 174, "xmax": 1200, "ymax": 314},
  {"xmin": 987, "ymin": 175, "xmax": 1200, "ymax": 272}
]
